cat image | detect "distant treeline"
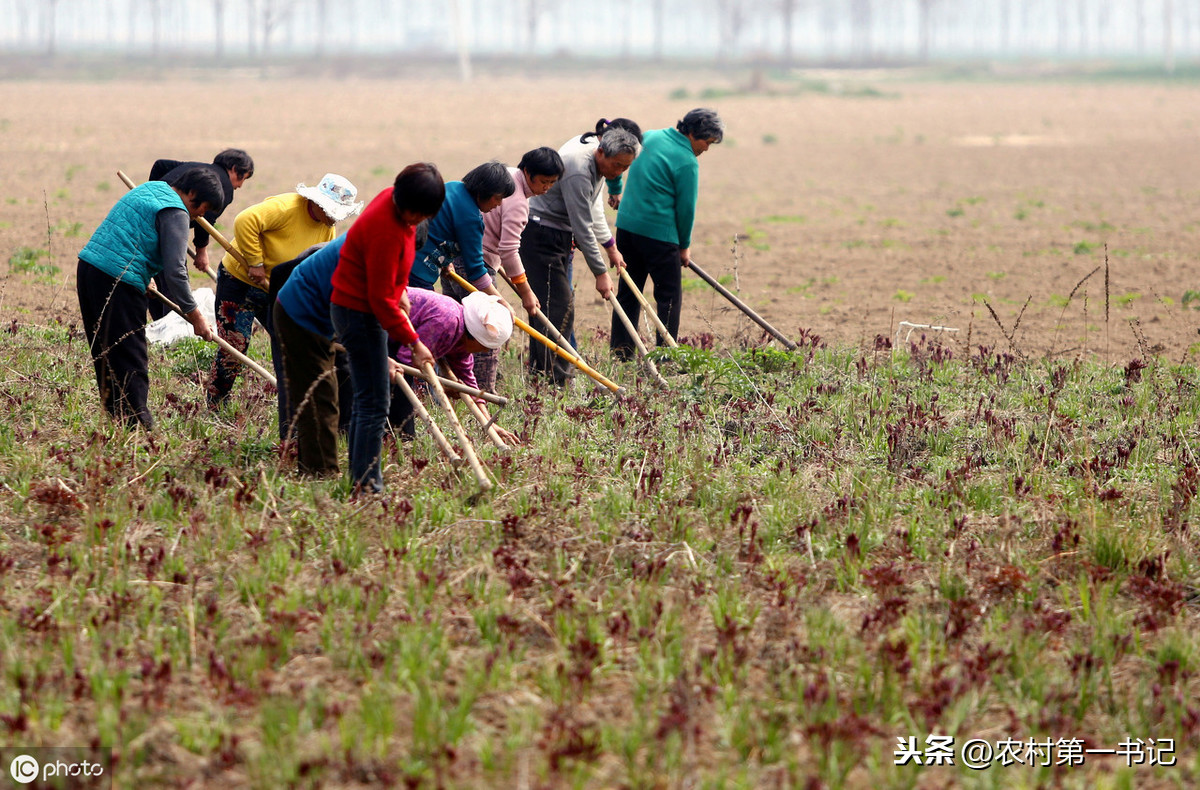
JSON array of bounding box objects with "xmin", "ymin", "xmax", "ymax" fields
[{"xmin": 3, "ymin": 0, "xmax": 1198, "ymax": 71}]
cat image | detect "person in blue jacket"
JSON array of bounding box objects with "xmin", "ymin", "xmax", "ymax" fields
[
  {"xmin": 76, "ymin": 168, "xmax": 223, "ymax": 430},
  {"xmin": 408, "ymin": 161, "xmax": 515, "ymax": 302},
  {"xmin": 272, "ymin": 236, "xmax": 350, "ymax": 476}
]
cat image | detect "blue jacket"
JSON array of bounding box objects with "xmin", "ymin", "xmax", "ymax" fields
[
  {"xmin": 411, "ymin": 181, "xmax": 487, "ymax": 287},
  {"xmin": 276, "ymin": 235, "xmax": 345, "ymax": 340},
  {"xmin": 79, "ymin": 181, "xmax": 186, "ymax": 291}
]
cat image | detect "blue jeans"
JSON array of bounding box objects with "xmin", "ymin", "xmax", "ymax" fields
[{"xmin": 330, "ymin": 303, "xmax": 391, "ymax": 493}]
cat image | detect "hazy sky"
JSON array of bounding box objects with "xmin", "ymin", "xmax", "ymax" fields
[{"xmin": 1, "ymin": 0, "xmax": 1195, "ymax": 63}]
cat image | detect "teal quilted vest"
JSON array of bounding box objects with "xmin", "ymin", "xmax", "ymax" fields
[{"xmin": 79, "ymin": 181, "xmax": 186, "ymax": 291}]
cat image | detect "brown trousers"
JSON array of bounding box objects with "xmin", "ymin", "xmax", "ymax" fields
[{"xmin": 273, "ymin": 301, "xmax": 340, "ymax": 476}]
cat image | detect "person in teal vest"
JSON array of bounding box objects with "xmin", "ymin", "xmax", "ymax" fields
[
  {"xmin": 610, "ymin": 108, "xmax": 724, "ymax": 358},
  {"xmin": 76, "ymin": 168, "xmax": 223, "ymax": 430}
]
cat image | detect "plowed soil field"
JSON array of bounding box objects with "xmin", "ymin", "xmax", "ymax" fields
[{"xmin": 2, "ymin": 72, "xmax": 1197, "ymax": 363}]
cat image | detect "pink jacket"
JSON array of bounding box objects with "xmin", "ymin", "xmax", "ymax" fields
[{"xmin": 482, "ymin": 167, "xmax": 532, "ymax": 279}]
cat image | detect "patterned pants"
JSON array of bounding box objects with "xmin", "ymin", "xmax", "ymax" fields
[{"xmin": 207, "ymin": 265, "xmax": 271, "ymax": 409}]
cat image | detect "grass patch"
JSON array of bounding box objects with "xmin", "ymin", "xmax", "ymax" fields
[
  {"xmin": 2, "ymin": 323, "xmax": 1200, "ymax": 786},
  {"xmin": 8, "ymin": 247, "xmax": 59, "ymax": 277}
]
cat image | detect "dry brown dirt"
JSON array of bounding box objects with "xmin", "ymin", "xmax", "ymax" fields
[{"xmin": 2, "ymin": 72, "xmax": 1198, "ymax": 363}]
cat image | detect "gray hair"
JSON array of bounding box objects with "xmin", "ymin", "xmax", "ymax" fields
[
  {"xmin": 677, "ymin": 108, "xmax": 725, "ymax": 144},
  {"xmin": 598, "ymin": 127, "xmax": 641, "ymax": 158}
]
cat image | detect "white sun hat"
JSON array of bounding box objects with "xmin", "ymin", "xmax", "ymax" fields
[
  {"xmin": 462, "ymin": 291, "xmax": 513, "ymax": 350},
  {"xmin": 296, "ymin": 173, "xmax": 363, "ymax": 222}
]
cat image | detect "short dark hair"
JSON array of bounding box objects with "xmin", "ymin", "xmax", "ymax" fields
[
  {"xmin": 392, "ymin": 162, "xmax": 445, "ymax": 217},
  {"xmin": 517, "ymin": 147, "xmax": 565, "ymax": 179},
  {"xmin": 172, "ymin": 167, "xmax": 224, "ymax": 209},
  {"xmin": 462, "ymin": 161, "xmax": 516, "ymax": 205},
  {"xmin": 677, "ymin": 108, "xmax": 725, "ymax": 144},
  {"xmin": 581, "ymin": 117, "xmax": 643, "ymax": 145},
  {"xmin": 213, "ymin": 148, "xmax": 254, "ymax": 179}
]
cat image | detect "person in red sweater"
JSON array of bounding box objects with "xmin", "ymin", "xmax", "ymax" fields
[{"xmin": 330, "ymin": 163, "xmax": 446, "ymax": 494}]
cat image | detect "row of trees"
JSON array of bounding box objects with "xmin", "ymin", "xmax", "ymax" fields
[{"xmin": 5, "ymin": 0, "xmax": 1198, "ymax": 69}]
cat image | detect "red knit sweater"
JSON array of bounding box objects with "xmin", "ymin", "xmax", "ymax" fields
[{"xmin": 330, "ymin": 187, "xmax": 419, "ymax": 345}]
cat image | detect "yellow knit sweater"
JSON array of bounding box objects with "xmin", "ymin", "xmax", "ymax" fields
[{"xmin": 221, "ymin": 192, "xmax": 335, "ymax": 288}]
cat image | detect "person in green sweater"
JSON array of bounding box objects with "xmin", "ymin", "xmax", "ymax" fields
[{"xmin": 610, "ymin": 108, "xmax": 724, "ymax": 358}]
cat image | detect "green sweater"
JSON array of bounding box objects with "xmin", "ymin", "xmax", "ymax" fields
[{"xmin": 616, "ymin": 127, "xmax": 699, "ymax": 248}]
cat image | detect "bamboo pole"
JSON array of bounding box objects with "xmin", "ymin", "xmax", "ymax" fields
[
  {"xmin": 390, "ymin": 369, "xmax": 462, "ymax": 467},
  {"xmin": 495, "ymin": 269, "xmax": 582, "ymax": 363},
  {"xmin": 117, "ymin": 170, "xmax": 214, "ymax": 284},
  {"xmin": 440, "ymin": 266, "xmax": 623, "ymax": 395},
  {"xmin": 606, "ymin": 293, "xmax": 670, "ymax": 389},
  {"xmin": 618, "ymin": 268, "xmax": 678, "ymax": 348},
  {"xmin": 440, "ymin": 364, "xmax": 509, "ymax": 451},
  {"xmin": 686, "ymin": 260, "xmax": 798, "ymax": 351},
  {"xmin": 390, "ymin": 361, "xmax": 506, "ymax": 407},
  {"xmin": 146, "ymin": 288, "xmax": 277, "ymax": 386},
  {"xmin": 420, "ymin": 362, "xmax": 491, "ymax": 491}
]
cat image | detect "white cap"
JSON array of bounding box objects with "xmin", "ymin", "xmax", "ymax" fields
[
  {"xmin": 462, "ymin": 291, "xmax": 513, "ymax": 349},
  {"xmin": 296, "ymin": 173, "xmax": 363, "ymax": 222}
]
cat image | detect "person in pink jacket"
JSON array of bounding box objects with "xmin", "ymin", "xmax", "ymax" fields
[{"xmin": 446, "ymin": 147, "xmax": 564, "ymax": 392}]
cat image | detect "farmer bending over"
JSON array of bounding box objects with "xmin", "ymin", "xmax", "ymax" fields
[
  {"xmin": 147, "ymin": 148, "xmax": 254, "ymax": 289},
  {"xmin": 76, "ymin": 167, "xmax": 222, "ymax": 430},
  {"xmin": 388, "ymin": 289, "xmax": 518, "ymax": 447},
  {"xmin": 330, "ymin": 163, "xmax": 445, "ymax": 495},
  {"xmin": 206, "ymin": 173, "xmax": 362, "ymax": 423},
  {"xmin": 611, "ymin": 108, "xmax": 724, "ymax": 358},
  {"xmin": 519, "ymin": 123, "xmax": 641, "ymax": 385}
]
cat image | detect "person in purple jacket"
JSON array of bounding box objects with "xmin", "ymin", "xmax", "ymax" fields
[{"xmin": 388, "ymin": 290, "xmax": 518, "ymax": 447}]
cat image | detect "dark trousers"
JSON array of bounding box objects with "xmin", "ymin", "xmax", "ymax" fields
[
  {"xmin": 520, "ymin": 220, "xmax": 575, "ymax": 385},
  {"xmin": 207, "ymin": 265, "xmax": 272, "ymax": 411},
  {"xmin": 331, "ymin": 303, "xmax": 391, "ymax": 494},
  {"xmin": 273, "ymin": 302, "xmax": 341, "ymax": 476},
  {"xmin": 76, "ymin": 259, "xmax": 154, "ymax": 430},
  {"xmin": 147, "ymin": 272, "xmax": 169, "ymax": 321},
  {"xmin": 610, "ymin": 228, "xmax": 682, "ymax": 359}
]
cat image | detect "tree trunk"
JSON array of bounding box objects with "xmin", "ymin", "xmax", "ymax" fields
[
  {"xmin": 917, "ymin": 0, "xmax": 932, "ymax": 62},
  {"xmin": 315, "ymin": 0, "xmax": 327, "ymax": 57},
  {"xmin": 149, "ymin": 0, "xmax": 161, "ymax": 59},
  {"xmin": 246, "ymin": 0, "xmax": 257, "ymax": 57},
  {"xmin": 819, "ymin": 0, "xmax": 837, "ymax": 63},
  {"xmin": 780, "ymin": 0, "xmax": 796, "ymax": 64},
  {"xmin": 620, "ymin": 0, "xmax": 631, "ymax": 59},
  {"xmin": 43, "ymin": 0, "xmax": 58, "ymax": 57},
  {"xmin": 999, "ymin": 0, "xmax": 1011, "ymax": 53},
  {"xmin": 1076, "ymin": 0, "xmax": 1087, "ymax": 55},
  {"xmin": 1134, "ymin": 0, "xmax": 1145, "ymax": 55},
  {"xmin": 1164, "ymin": 0, "xmax": 1175, "ymax": 74},
  {"xmin": 850, "ymin": 0, "xmax": 871, "ymax": 63},
  {"xmin": 449, "ymin": 0, "xmax": 472, "ymax": 81},
  {"xmin": 1056, "ymin": 0, "xmax": 1068, "ymax": 55},
  {"xmin": 652, "ymin": 0, "xmax": 664, "ymax": 61},
  {"xmin": 213, "ymin": 0, "xmax": 225, "ymax": 58},
  {"xmin": 526, "ymin": 0, "xmax": 538, "ymax": 52}
]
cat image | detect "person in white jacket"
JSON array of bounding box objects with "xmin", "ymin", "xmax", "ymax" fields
[{"xmin": 518, "ymin": 125, "xmax": 641, "ymax": 386}]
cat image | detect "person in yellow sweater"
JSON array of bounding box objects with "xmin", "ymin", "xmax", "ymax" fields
[{"xmin": 207, "ymin": 173, "xmax": 363, "ymax": 413}]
